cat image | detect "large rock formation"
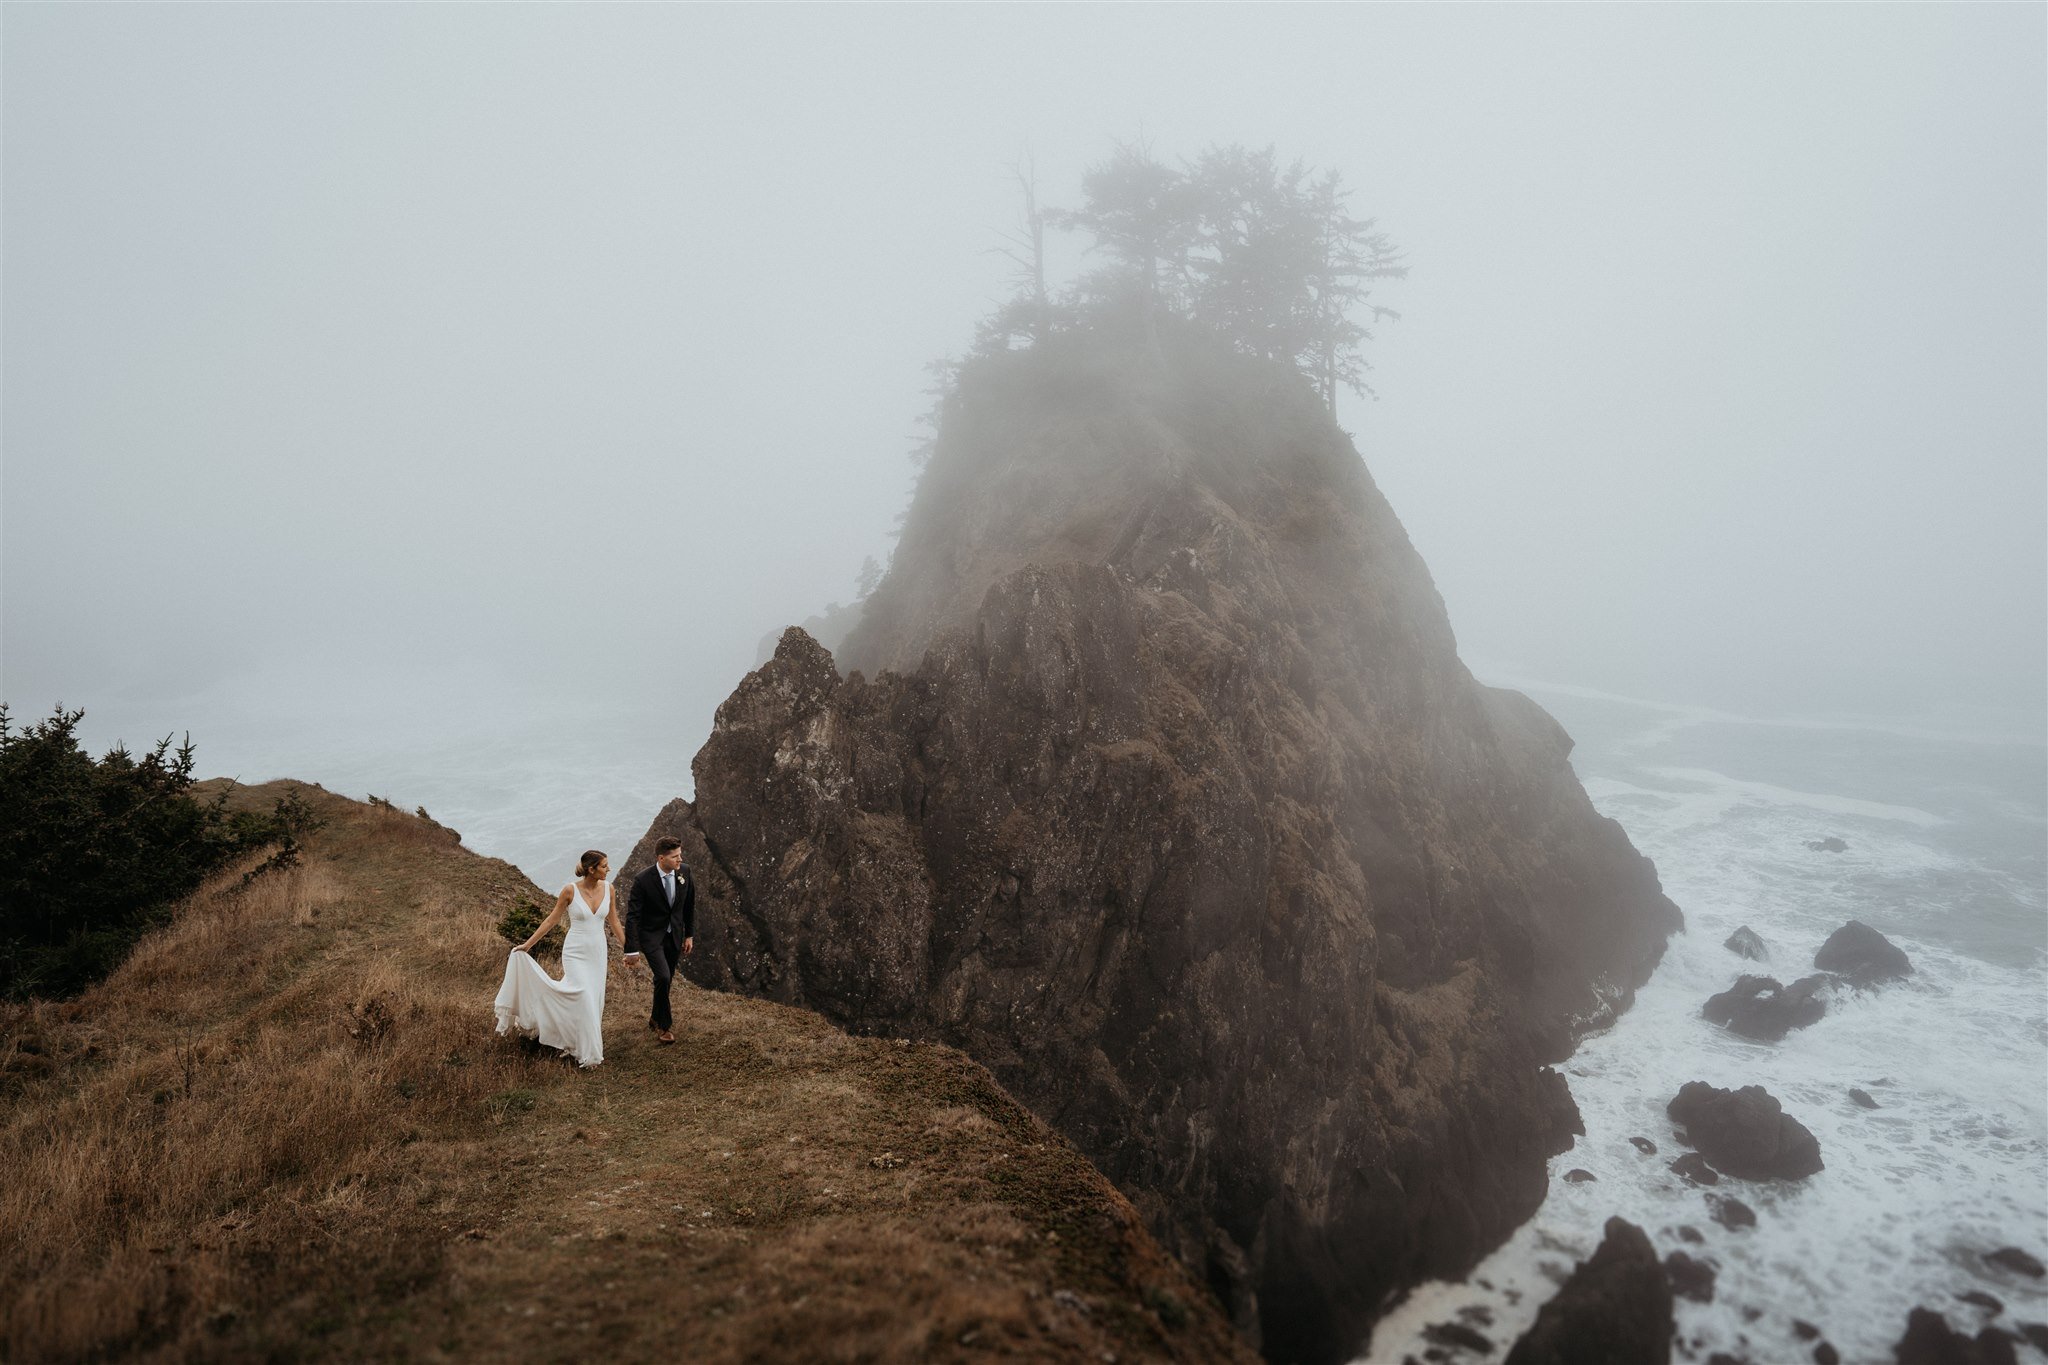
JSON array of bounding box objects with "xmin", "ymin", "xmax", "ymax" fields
[{"xmin": 627, "ymin": 337, "xmax": 1681, "ymax": 1363}]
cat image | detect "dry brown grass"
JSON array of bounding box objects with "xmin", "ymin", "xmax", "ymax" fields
[
  {"xmin": 1, "ymin": 784, "xmax": 548, "ymax": 1362},
  {"xmin": 0, "ymin": 782, "xmax": 1251, "ymax": 1364}
]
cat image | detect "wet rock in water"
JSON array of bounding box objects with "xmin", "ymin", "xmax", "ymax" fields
[
  {"xmin": 1813, "ymin": 920, "xmax": 1914, "ymax": 985},
  {"xmin": 1663, "ymin": 1250, "xmax": 1716, "ymax": 1303},
  {"xmin": 1724, "ymin": 926, "xmax": 1769, "ymax": 960},
  {"xmin": 1707, "ymin": 1194, "xmax": 1756, "ymax": 1231},
  {"xmin": 1792, "ymin": 1320, "xmax": 1821, "ymax": 1340},
  {"xmin": 1670, "ymin": 1152, "xmax": 1721, "ymax": 1186},
  {"xmin": 1457, "ymin": 1305, "xmax": 1496, "ymax": 1327},
  {"xmin": 1668, "ymin": 1081, "xmax": 1824, "ymax": 1180},
  {"xmin": 1423, "ymin": 1320, "xmax": 1494, "ymax": 1354},
  {"xmin": 1813, "ymin": 1342, "xmax": 1840, "ymax": 1365},
  {"xmin": 1706, "ymin": 1354, "xmax": 1748, "ymax": 1365},
  {"xmin": 1676, "ymin": 1225, "xmax": 1704, "ymax": 1244},
  {"xmin": 1849, "ymin": 1087, "xmax": 1879, "ymax": 1109},
  {"xmin": 1895, "ymin": 1307, "xmax": 2021, "ymax": 1365},
  {"xmin": 1631, "ymin": 1136, "xmax": 1658, "ymax": 1155},
  {"xmin": 1701, "ymin": 974, "xmax": 1827, "ymax": 1041},
  {"xmin": 1563, "ymin": 1168, "xmax": 1596, "ymax": 1183},
  {"xmin": 1986, "ymin": 1247, "xmax": 2046, "ymax": 1279},
  {"xmin": 2017, "ymin": 1323, "xmax": 2048, "ymax": 1354},
  {"xmin": 1503, "ymin": 1217, "xmax": 1671, "ymax": 1365},
  {"xmin": 1807, "ymin": 837, "xmax": 1849, "ymax": 853},
  {"xmin": 1957, "ymin": 1290, "xmax": 2003, "ymax": 1313}
]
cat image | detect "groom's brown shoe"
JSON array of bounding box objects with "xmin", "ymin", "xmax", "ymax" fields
[{"xmin": 656, "ymin": 1030, "xmax": 676, "ymax": 1045}]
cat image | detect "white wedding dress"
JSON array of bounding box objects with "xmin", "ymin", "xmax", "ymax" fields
[{"xmin": 494, "ymin": 882, "xmax": 609, "ymax": 1067}]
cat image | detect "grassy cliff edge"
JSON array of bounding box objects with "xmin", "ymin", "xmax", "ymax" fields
[{"xmin": 1, "ymin": 781, "xmax": 1251, "ymax": 1364}]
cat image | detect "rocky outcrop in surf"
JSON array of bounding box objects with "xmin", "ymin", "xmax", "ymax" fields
[
  {"xmin": 1895, "ymin": 1307, "xmax": 2023, "ymax": 1365},
  {"xmin": 627, "ymin": 335, "xmax": 1680, "ymax": 1363},
  {"xmin": 1814, "ymin": 919, "xmax": 1914, "ymax": 984},
  {"xmin": 1701, "ymin": 973, "xmax": 1828, "ymax": 1041},
  {"xmin": 1667, "ymin": 1081, "xmax": 1824, "ymax": 1181},
  {"xmin": 1502, "ymin": 1217, "xmax": 1672, "ymax": 1365}
]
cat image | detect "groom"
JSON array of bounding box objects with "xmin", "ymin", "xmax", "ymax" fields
[{"xmin": 623, "ymin": 837, "xmax": 695, "ymax": 1044}]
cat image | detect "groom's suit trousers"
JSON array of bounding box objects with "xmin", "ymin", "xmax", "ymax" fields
[{"xmin": 635, "ymin": 925, "xmax": 680, "ymax": 1031}]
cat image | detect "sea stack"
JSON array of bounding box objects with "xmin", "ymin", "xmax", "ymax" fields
[{"xmin": 628, "ymin": 333, "xmax": 1681, "ymax": 1363}]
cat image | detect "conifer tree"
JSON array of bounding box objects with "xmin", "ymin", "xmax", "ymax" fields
[
  {"xmin": 1299, "ymin": 168, "xmax": 1406, "ymax": 409},
  {"xmin": 1052, "ymin": 142, "xmax": 1199, "ymax": 343}
]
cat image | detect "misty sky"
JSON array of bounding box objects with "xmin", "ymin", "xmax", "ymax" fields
[{"xmin": 5, "ymin": 5, "xmax": 2044, "ymax": 777}]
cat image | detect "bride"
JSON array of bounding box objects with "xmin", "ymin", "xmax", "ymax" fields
[{"xmin": 493, "ymin": 849, "xmax": 624, "ymax": 1068}]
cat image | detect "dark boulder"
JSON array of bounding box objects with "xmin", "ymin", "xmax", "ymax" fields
[
  {"xmin": 1808, "ymin": 837, "xmax": 1849, "ymax": 853},
  {"xmin": 1986, "ymin": 1247, "xmax": 2045, "ymax": 1279},
  {"xmin": 1814, "ymin": 1342, "xmax": 1839, "ymax": 1365},
  {"xmin": 1814, "ymin": 920, "xmax": 1913, "ymax": 984},
  {"xmin": 1895, "ymin": 1307, "xmax": 2019, "ymax": 1365},
  {"xmin": 1663, "ymin": 1250, "xmax": 1715, "ymax": 1303},
  {"xmin": 1563, "ymin": 1169, "xmax": 1596, "ymax": 1183},
  {"xmin": 1670, "ymin": 1152, "xmax": 1720, "ymax": 1186},
  {"xmin": 1701, "ymin": 974, "xmax": 1827, "ymax": 1040},
  {"xmin": 1503, "ymin": 1217, "xmax": 1671, "ymax": 1365},
  {"xmin": 1724, "ymin": 926, "xmax": 1769, "ymax": 960},
  {"xmin": 1792, "ymin": 1320, "xmax": 1820, "ymax": 1340},
  {"xmin": 1668, "ymin": 1081, "xmax": 1824, "ymax": 1180},
  {"xmin": 2018, "ymin": 1324, "xmax": 2048, "ymax": 1354},
  {"xmin": 1850, "ymin": 1088, "xmax": 1879, "ymax": 1109},
  {"xmin": 1957, "ymin": 1291, "xmax": 2003, "ymax": 1313},
  {"xmin": 1707, "ymin": 1194, "xmax": 1756, "ymax": 1230},
  {"xmin": 1631, "ymin": 1136, "xmax": 1658, "ymax": 1155},
  {"xmin": 1675, "ymin": 1224, "xmax": 1704, "ymax": 1244}
]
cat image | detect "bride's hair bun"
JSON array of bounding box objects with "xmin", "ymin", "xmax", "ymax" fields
[{"xmin": 577, "ymin": 849, "xmax": 606, "ymax": 880}]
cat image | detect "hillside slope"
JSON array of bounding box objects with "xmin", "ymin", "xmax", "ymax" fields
[{"xmin": 0, "ymin": 782, "xmax": 1251, "ymax": 1365}]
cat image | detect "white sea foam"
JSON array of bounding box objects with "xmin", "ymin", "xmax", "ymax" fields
[
  {"xmin": 1647, "ymin": 767, "xmax": 1947, "ymax": 829},
  {"xmin": 1475, "ymin": 670, "xmax": 2048, "ymax": 750},
  {"xmin": 1361, "ymin": 704, "xmax": 2047, "ymax": 1365}
]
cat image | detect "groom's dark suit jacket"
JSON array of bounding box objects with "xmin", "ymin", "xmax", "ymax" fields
[{"xmin": 624, "ymin": 863, "xmax": 696, "ymax": 949}]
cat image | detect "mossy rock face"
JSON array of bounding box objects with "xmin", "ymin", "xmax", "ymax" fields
[{"xmin": 631, "ymin": 338, "xmax": 1683, "ymax": 1364}]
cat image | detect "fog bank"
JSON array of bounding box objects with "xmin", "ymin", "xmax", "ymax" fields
[{"xmin": 5, "ymin": 6, "xmax": 2042, "ymax": 765}]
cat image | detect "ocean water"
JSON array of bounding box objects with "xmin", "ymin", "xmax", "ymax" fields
[
  {"xmin": 1363, "ymin": 684, "xmax": 2048, "ymax": 1365},
  {"xmin": 56, "ymin": 674, "xmax": 689, "ymax": 892}
]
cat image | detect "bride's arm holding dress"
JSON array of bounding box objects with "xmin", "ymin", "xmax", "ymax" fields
[{"xmin": 514, "ymin": 886, "xmax": 576, "ymax": 954}]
